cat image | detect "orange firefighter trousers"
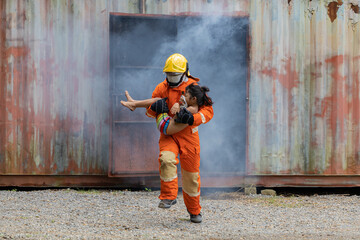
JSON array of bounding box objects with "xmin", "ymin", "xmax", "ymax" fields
[
  {"xmin": 146, "ymin": 78, "xmax": 213, "ymax": 216},
  {"xmin": 158, "ymin": 126, "xmax": 201, "ymax": 215}
]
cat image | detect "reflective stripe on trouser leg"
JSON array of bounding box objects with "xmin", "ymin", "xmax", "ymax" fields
[
  {"xmin": 159, "ymin": 151, "xmax": 178, "ymax": 200},
  {"xmin": 181, "ymin": 168, "xmax": 201, "ymax": 215}
]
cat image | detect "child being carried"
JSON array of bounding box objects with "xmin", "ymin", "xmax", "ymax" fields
[{"xmin": 121, "ymin": 83, "xmax": 212, "ymax": 135}]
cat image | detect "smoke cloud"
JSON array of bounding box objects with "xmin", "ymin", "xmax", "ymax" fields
[{"xmin": 112, "ymin": 15, "xmax": 249, "ymax": 175}]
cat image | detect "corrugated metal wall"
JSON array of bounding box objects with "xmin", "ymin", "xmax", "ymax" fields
[
  {"xmin": 0, "ymin": 0, "xmax": 249, "ymax": 178},
  {"xmin": 1, "ymin": 0, "xmax": 112, "ymax": 175},
  {"xmin": 248, "ymin": 0, "xmax": 360, "ymax": 175},
  {"xmin": 5, "ymin": 0, "xmax": 360, "ymax": 185}
]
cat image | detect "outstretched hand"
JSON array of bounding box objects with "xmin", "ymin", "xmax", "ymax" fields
[{"xmin": 170, "ymin": 103, "xmax": 180, "ymax": 114}]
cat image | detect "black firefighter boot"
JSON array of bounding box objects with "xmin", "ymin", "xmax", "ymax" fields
[
  {"xmin": 190, "ymin": 213, "xmax": 202, "ymax": 223},
  {"xmin": 187, "ymin": 209, "xmax": 202, "ymax": 223},
  {"xmin": 158, "ymin": 199, "xmax": 177, "ymax": 208}
]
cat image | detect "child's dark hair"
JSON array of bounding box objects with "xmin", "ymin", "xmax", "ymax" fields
[{"xmin": 186, "ymin": 83, "xmax": 213, "ymax": 107}]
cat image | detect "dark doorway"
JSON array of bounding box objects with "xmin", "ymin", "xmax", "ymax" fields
[{"xmin": 109, "ymin": 14, "xmax": 249, "ymax": 178}]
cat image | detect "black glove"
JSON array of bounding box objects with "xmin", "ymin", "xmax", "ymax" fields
[
  {"xmin": 175, "ymin": 108, "xmax": 194, "ymax": 125},
  {"xmin": 150, "ymin": 98, "xmax": 169, "ymax": 114}
]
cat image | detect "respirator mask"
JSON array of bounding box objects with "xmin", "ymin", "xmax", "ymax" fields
[{"xmin": 166, "ymin": 72, "xmax": 185, "ymax": 87}]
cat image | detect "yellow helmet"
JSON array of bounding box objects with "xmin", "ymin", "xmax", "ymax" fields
[{"xmin": 163, "ymin": 53, "xmax": 189, "ymax": 75}]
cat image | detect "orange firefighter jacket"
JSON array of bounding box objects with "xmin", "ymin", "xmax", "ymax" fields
[{"xmin": 146, "ymin": 77, "xmax": 214, "ymax": 127}]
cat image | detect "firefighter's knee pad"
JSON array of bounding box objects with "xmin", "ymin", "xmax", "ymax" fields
[
  {"xmin": 156, "ymin": 113, "xmax": 171, "ymax": 135},
  {"xmin": 181, "ymin": 168, "xmax": 200, "ymax": 197},
  {"xmin": 159, "ymin": 151, "xmax": 177, "ymax": 182}
]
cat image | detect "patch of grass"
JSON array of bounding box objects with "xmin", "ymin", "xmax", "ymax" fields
[
  {"xmin": 250, "ymin": 196, "xmax": 308, "ymax": 208},
  {"xmin": 76, "ymin": 189, "xmax": 101, "ymax": 194},
  {"xmin": 5, "ymin": 188, "xmax": 17, "ymax": 192},
  {"xmin": 111, "ymin": 191, "xmax": 125, "ymax": 195}
]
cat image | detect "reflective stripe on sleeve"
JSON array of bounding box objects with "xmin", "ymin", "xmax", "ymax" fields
[{"xmin": 199, "ymin": 112, "xmax": 206, "ymax": 123}]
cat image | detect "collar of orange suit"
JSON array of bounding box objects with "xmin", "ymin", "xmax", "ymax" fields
[{"xmin": 166, "ymin": 75, "xmax": 200, "ymax": 92}]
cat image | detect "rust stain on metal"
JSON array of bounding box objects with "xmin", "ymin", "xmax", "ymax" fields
[
  {"xmin": 0, "ymin": 1, "xmax": 112, "ymax": 176},
  {"xmin": 4, "ymin": 46, "xmax": 38, "ymax": 174},
  {"xmin": 249, "ymin": 0, "xmax": 360, "ymax": 178},
  {"xmin": 351, "ymin": 3, "xmax": 360, "ymax": 14},
  {"xmin": 3, "ymin": 0, "xmax": 360, "ymax": 188},
  {"xmin": 287, "ymin": 0, "xmax": 293, "ymax": 15},
  {"xmin": 0, "ymin": 0, "xmax": 252, "ymax": 187},
  {"xmin": 260, "ymin": 57, "xmax": 299, "ymax": 93},
  {"xmin": 0, "ymin": 0, "xmax": 6, "ymax": 173},
  {"xmin": 257, "ymin": 57, "xmax": 299, "ymax": 122},
  {"xmin": 325, "ymin": 56, "xmax": 347, "ymax": 141},
  {"xmin": 327, "ymin": 1, "xmax": 343, "ymax": 22},
  {"xmin": 249, "ymin": 175, "xmax": 360, "ymax": 187}
]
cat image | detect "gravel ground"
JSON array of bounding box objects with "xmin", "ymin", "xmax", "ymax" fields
[{"xmin": 1, "ymin": 189, "xmax": 360, "ymax": 239}]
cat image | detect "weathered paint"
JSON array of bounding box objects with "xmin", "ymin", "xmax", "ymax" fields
[
  {"xmin": 0, "ymin": 0, "xmax": 250, "ymax": 186},
  {"xmin": 145, "ymin": 0, "xmax": 249, "ymax": 16},
  {"xmin": 248, "ymin": 0, "xmax": 360, "ymax": 176},
  {"xmin": 0, "ymin": 1, "xmax": 108, "ymax": 174},
  {"xmin": 5, "ymin": 0, "xmax": 360, "ymax": 187},
  {"xmin": 0, "ymin": 0, "xmax": 149, "ymax": 176}
]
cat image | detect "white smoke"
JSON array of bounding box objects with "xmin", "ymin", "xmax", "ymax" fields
[{"xmin": 112, "ymin": 15, "xmax": 249, "ymax": 175}]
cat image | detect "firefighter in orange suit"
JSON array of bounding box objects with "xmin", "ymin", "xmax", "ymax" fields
[{"xmin": 146, "ymin": 53, "xmax": 214, "ymax": 223}]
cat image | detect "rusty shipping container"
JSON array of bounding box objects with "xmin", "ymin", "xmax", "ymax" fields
[
  {"xmin": 248, "ymin": 0, "xmax": 360, "ymax": 186},
  {"xmin": 1, "ymin": 0, "xmax": 360, "ymax": 188}
]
